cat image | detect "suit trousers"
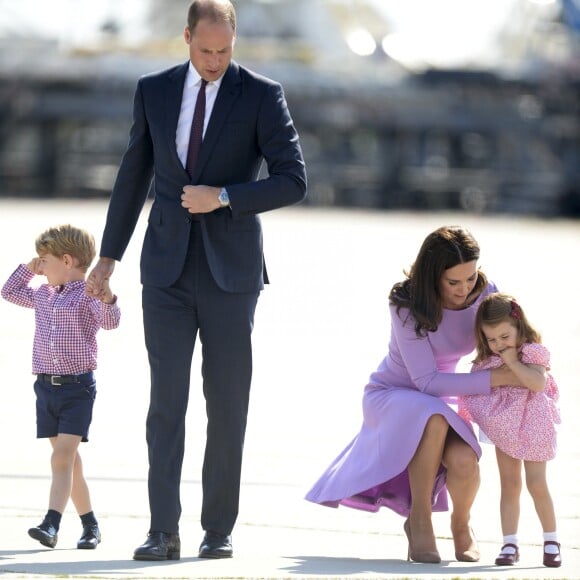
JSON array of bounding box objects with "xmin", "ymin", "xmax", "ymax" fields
[{"xmin": 141, "ymin": 221, "xmax": 260, "ymax": 534}]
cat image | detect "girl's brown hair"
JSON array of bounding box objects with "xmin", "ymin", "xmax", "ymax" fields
[{"xmin": 473, "ymin": 292, "xmax": 541, "ymax": 363}]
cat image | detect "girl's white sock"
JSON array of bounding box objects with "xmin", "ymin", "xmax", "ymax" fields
[
  {"xmin": 543, "ymin": 531, "xmax": 560, "ymax": 554},
  {"xmin": 500, "ymin": 534, "xmax": 518, "ymax": 554}
]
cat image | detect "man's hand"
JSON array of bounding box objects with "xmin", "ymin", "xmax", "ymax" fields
[
  {"xmin": 181, "ymin": 185, "xmax": 221, "ymax": 213},
  {"xmin": 86, "ymin": 257, "xmax": 116, "ymax": 299}
]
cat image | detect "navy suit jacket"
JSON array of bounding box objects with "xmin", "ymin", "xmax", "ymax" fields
[{"xmin": 100, "ymin": 60, "xmax": 307, "ymax": 293}]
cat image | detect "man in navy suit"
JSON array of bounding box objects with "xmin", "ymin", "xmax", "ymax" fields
[{"xmin": 86, "ymin": 0, "xmax": 306, "ymax": 561}]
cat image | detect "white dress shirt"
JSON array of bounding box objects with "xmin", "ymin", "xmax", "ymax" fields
[{"xmin": 176, "ymin": 61, "xmax": 223, "ymax": 169}]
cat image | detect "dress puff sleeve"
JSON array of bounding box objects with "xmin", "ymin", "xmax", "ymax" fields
[{"xmin": 520, "ymin": 343, "xmax": 550, "ymax": 369}]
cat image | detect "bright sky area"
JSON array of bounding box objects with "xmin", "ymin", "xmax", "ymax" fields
[{"xmin": 0, "ymin": 0, "xmax": 561, "ymax": 68}]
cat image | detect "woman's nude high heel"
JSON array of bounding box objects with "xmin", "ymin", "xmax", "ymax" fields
[
  {"xmin": 403, "ymin": 518, "xmax": 441, "ymax": 564},
  {"xmin": 453, "ymin": 526, "xmax": 480, "ymax": 562}
]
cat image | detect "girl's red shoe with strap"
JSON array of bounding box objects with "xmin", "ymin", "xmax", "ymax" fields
[
  {"xmin": 495, "ymin": 543, "xmax": 519, "ymax": 566},
  {"xmin": 543, "ymin": 541, "xmax": 562, "ymax": 568}
]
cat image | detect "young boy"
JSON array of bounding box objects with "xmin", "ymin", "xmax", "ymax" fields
[{"xmin": 1, "ymin": 224, "xmax": 121, "ymax": 549}]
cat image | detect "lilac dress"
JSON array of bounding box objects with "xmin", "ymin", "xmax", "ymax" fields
[{"xmin": 305, "ymin": 282, "xmax": 498, "ymax": 517}]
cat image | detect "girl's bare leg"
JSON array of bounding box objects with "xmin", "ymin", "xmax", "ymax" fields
[
  {"xmin": 496, "ymin": 447, "xmax": 522, "ymax": 536},
  {"xmin": 524, "ymin": 460, "xmax": 556, "ymax": 532}
]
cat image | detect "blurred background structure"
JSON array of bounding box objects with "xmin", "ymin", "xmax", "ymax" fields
[{"xmin": 0, "ymin": 0, "xmax": 579, "ymax": 216}]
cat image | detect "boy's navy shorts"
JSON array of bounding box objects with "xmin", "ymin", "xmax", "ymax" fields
[{"xmin": 33, "ymin": 372, "xmax": 96, "ymax": 442}]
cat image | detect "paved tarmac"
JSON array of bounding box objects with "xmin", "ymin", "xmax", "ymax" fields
[{"xmin": 0, "ymin": 199, "xmax": 579, "ymax": 579}]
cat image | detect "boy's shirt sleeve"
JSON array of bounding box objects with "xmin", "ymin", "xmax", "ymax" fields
[
  {"xmin": 87, "ymin": 293, "xmax": 121, "ymax": 330},
  {"xmin": 1, "ymin": 264, "xmax": 36, "ymax": 308},
  {"xmin": 99, "ymin": 298, "xmax": 121, "ymax": 330}
]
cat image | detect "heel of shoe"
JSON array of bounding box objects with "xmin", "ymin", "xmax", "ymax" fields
[
  {"xmin": 411, "ymin": 550, "xmax": 441, "ymax": 564},
  {"xmin": 403, "ymin": 519, "xmax": 411, "ymax": 561},
  {"xmin": 453, "ymin": 526, "xmax": 480, "ymax": 562},
  {"xmin": 167, "ymin": 549, "xmax": 181, "ymax": 560},
  {"xmin": 403, "ymin": 518, "xmax": 441, "ymax": 564}
]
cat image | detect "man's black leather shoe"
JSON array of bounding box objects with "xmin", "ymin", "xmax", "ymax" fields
[
  {"xmin": 133, "ymin": 531, "xmax": 181, "ymax": 561},
  {"xmin": 198, "ymin": 531, "xmax": 233, "ymax": 558},
  {"xmin": 77, "ymin": 523, "xmax": 101, "ymax": 549},
  {"xmin": 28, "ymin": 522, "xmax": 58, "ymax": 548}
]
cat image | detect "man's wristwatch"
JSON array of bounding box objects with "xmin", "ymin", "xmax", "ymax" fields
[{"xmin": 218, "ymin": 187, "xmax": 230, "ymax": 208}]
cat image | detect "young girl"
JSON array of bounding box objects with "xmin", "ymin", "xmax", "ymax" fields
[{"xmin": 459, "ymin": 292, "xmax": 561, "ymax": 568}]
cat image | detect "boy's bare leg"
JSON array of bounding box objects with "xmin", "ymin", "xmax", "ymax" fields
[{"xmin": 48, "ymin": 433, "xmax": 82, "ymax": 513}]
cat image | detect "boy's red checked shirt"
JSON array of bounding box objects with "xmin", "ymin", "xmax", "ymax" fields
[{"xmin": 1, "ymin": 264, "xmax": 121, "ymax": 374}]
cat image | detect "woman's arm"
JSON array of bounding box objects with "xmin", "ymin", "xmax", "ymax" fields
[
  {"xmin": 391, "ymin": 308, "xmax": 491, "ymax": 397},
  {"xmin": 489, "ymin": 365, "xmax": 525, "ymax": 388}
]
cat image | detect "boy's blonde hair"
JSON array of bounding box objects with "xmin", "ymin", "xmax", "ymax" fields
[
  {"xmin": 35, "ymin": 225, "xmax": 96, "ymax": 272},
  {"xmin": 473, "ymin": 292, "xmax": 542, "ymax": 363}
]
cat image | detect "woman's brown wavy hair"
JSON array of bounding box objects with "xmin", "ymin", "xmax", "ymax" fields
[{"xmin": 389, "ymin": 226, "xmax": 488, "ymax": 337}]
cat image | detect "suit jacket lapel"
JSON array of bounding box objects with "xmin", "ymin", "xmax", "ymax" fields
[
  {"xmin": 193, "ymin": 62, "xmax": 242, "ymax": 180},
  {"xmin": 165, "ymin": 62, "xmax": 189, "ymax": 174}
]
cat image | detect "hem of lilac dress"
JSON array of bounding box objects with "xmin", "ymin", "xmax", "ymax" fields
[
  {"xmin": 316, "ymin": 465, "xmax": 449, "ymax": 517},
  {"xmin": 305, "ymin": 393, "xmax": 479, "ymax": 518}
]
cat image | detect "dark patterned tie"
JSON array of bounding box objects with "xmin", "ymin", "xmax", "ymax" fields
[{"xmin": 186, "ymin": 79, "xmax": 207, "ymax": 178}]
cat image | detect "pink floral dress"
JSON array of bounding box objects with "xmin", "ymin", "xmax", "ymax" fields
[{"xmin": 459, "ymin": 343, "xmax": 561, "ymax": 461}]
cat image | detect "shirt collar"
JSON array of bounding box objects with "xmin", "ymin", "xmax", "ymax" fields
[
  {"xmin": 51, "ymin": 279, "xmax": 85, "ymax": 294},
  {"xmin": 186, "ymin": 61, "xmax": 224, "ymax": 90}
]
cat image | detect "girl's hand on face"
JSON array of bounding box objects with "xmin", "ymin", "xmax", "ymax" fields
[{"xmin": 498, "ymin": 347, "xmax": 519, "ymax": 366}]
